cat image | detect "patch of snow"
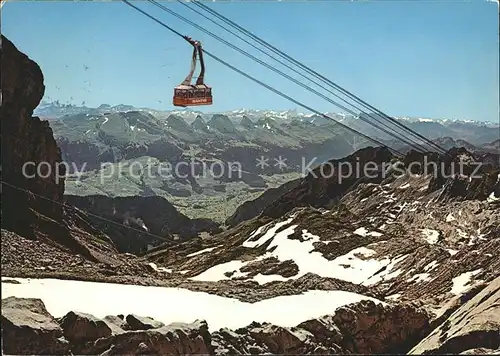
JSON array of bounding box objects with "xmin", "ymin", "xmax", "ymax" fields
[
  {"xmin": 446, "ymin": 249, "xmax": 458, "ymax": 256},
  {"xmin": 353, "ymin": 227, "xmax": 382, "ymax": 237},
  {"xmin": 386, "ymin": 294, "xmax": 401, "ymax": 301},
  {"xmin": 417, "ymin": 118, "xmax": 434, "ymax": 122},
  {"xmin": 383, "ymin": 194, "xmax": 397, "ymax": 204},
  {"xmin": 148, "ymin": 263, "xmax": 172, "ymax": 273},
  {"xmin": 393, "ymin": 202, "xmax": 408, "ymax": 213},
  {"xmin": 187, "ymin": 246, "xmax": 220, "ymax": 258},
  {"xmin": 487, "ymin": 191, "xmax": 499, "ymax": 202},
  {"xmin": 446, "ymin": 213, "xmax": 456, "ymax": 222},
  {"xmin": 244, "ymin": 219, "xmax": 292, "ymax": 247},
  {"xmin": 1, "ymin": 278, "xmax": 385, "ymax": 331},
  {"xmin": 408, "ymin": 273, "xmax": 432, "ymax": 283},
  {"xmin": 252, "ymin": 273, "xmax": 289, "ymax": 284},
  {"xmin": 130, "ymin": 125, "xmax": 136, "ymax": 131},
  {"xmin": 197, "ymin": 219, "xmax": 399, "ymax": 285},
  {"xmin": 456, "ymin": 228, "xmax": 468, "ymax": 239},
  {"xmin": 423, "ymin": 260, "xmax": 439, "ymax": 272},
  {"xmin": 451, "ymin": 269, "xmax": 482, "ymax": 295},
  {"xmin": 468, "ymin": 230, "xmax": 486, "ymax": 246},
  {"xmin": 102, "ymin": 117, "xmax": 109, "ymax": 125},
  {"xmin": 421, "ymin": 229, "xmax": 440, "ymax": 244},
  {"xmin": 363, "ymin": 254, "xmax": 408, "ymax": 285},
  {"xmin": 399, "ymin": 183, "xmax": 410, "ymax": 189}
]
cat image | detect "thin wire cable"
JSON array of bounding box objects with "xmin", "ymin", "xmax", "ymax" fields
[
  {"xmin": 144, "ymin": 0, "xmax": 424, "ymax": 153},
  {"xmin": 1, "ymin": 180, "xmax": 177, "ymax": 244},
  {"xmin": 175, "ymin": 0, "xmax": 432, "ymax": 154},
  {"xmin": 121, "ymin": 0, "xmax": 403, "ymax": 156},
  {"xmin": 192, "ymin": 0, "xmax": 448, "ymax": 154},
  {"xmin": 190, "ymin": 0, "xmax": 449, "ymax": 155}
]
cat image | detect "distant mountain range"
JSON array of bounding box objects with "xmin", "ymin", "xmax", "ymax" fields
[
  {"xmin": 36, "ymin": 101, "xmax": 498, "ymax": 125},
  {"xmin": 37, "ymin": 100, "xmax": 498, "ymax": 222}
]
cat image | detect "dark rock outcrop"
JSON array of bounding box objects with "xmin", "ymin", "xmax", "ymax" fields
[
  {"xmin": 409, "ymin": 276, "xmax": 500, "ymax": 355},
  {"xmin": 261, "ymin": 146, "xmax": 394, "ymax": 219},
  {"xmin": 58, "ymin": 311, "xmax": 112, "ymax": 343},
  {"xmin": 1, "ymin": 297, "xmax": 70, "ymax": 355},
  {"xmin": 228, "ymin": 146, "xmax": 499, "ymax": 227},
  {"xmin": 1, "ymin": 35, "xmax": 65, "ymax": 239},
  {"xmin": 0, "ymin": 35, "xmax": 162, "ymax": 264},
  {"xmin": 1, "ymin": 297, "xmax": 213, "ymax": 355},
  {"xmin": 225, "ymin": 178, "xmax": 301, "ymax": 227},
  {"xmin": 212, "ymin": 300, "xmax": 431, "ymax": 355},
  {"xmin": 126, "ymin": 314, "xmax": 165, "ymax": 330},
  {"xmin": 65, "ymin": 195, "xmax": 222, "ymax": 254}
]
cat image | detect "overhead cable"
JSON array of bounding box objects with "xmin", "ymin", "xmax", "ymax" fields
[
  {"xmin": 189, "ymin": 0, "xmax": 449, "ymax": 155},
  {"xmin": 121, "ymin": 0, "xmax": 404, "ymax": 156},
  {"xmin": 145, "ymin": 0, "xmax": 426, "ymax": 152}
]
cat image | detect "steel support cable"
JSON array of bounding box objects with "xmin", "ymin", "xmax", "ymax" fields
[
  {"xmin": 192, "ymin": 0, "xmax": 448, "ymax": 154},
  {"xmin": 144, "ymin": 0, "xmax": 425, "ymax": 153},
  {"xmin": 121, "ymin": 0, "xmax": 403, "ymax": 156},
  {"xmin": 190, "ymin": 0, "xmax": 449, "ymax": 156},
  {"xmin": 175, "ymin": 0, "xmax": 432, "ymax": 154}
]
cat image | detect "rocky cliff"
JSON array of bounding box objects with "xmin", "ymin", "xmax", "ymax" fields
[
  {"xmin": 0, "ymin": 35, "xmax": 219, "ymax": 258},
  {"xmin": 0, "ymin": 35, "xmax": 130, "ymax": 263},
  {"xmin": 226, "ymin": 146, "xmax": 499, "ymax": 225},
  {"xmin": 1, "ymin": 35, "xmax": 65, "ymax": 238}
]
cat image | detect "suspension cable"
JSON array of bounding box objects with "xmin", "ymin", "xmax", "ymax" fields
[
  {"xmin": 189, "ymin": 0, "xmax": 449, "ymax": 156},
  {"xmin": 121, "ymin": 0, "xmax": 403, "ymax": 156},
  {"xmin": 145, "ymin": 0, "xmax": 426, "ymax": 153}
]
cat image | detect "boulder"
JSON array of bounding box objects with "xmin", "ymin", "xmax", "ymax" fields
[
  {"xmin": 1, "ymin": 297, "xmax": 69, "ymax": 355},
  {"xmin": 125, "ymin": 314, "xmax": 165, "ymax": 330},
  {"xmin": 59, "ymin": 311, "xmax": 112, "ymax": 343},
  {"xmin": 409, "ymin": 276, "xmax": 500, "ymax": 354}
]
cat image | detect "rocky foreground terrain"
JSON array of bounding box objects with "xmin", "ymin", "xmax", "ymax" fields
[{"xmin": 1, "ymin": 35, "xmax": 500, "ymax": 355}]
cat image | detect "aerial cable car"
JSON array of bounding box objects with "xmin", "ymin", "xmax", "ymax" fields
[{"xmin": 173, "ymin": 36, "xmax": 213, "ymax": 107}]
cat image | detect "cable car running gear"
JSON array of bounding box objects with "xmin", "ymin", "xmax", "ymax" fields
[{"xmin": 173, "ymin": 36, "xmax": 213, "ymax": 107}]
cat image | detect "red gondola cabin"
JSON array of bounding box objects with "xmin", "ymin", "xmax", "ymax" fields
[
  {"xmin": 173, "ymin": 85, "xmax": 212, "ymax": 107},
  {"xmin": 173, "ymin": 37, "xmax": 213, "ymax": 107}
]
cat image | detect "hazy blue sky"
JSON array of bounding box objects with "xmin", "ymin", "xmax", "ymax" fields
[{"xmin": 2, "ymin": 0, "xmax": 499, "ymax": 122}]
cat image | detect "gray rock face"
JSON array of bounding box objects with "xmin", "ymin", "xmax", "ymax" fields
[
  {"xmin": 126, "ymin": 314, "xmax": 165, "ymax": 330},
  {"xmin": 59, "ymin": 311, "xmax": 112, "ymax": 343},
  {"xmin": 409, "ymin": 276, "xmax": 500, "ymax": 354}
]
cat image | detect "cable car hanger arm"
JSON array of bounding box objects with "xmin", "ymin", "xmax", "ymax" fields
[
  {"xmin": 182, "ymin": 36, "xmax": 205, "ymax": 86},
  {"xmin": 181, "ymin": 45, "xmax": 198, "ymax": 86}
]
